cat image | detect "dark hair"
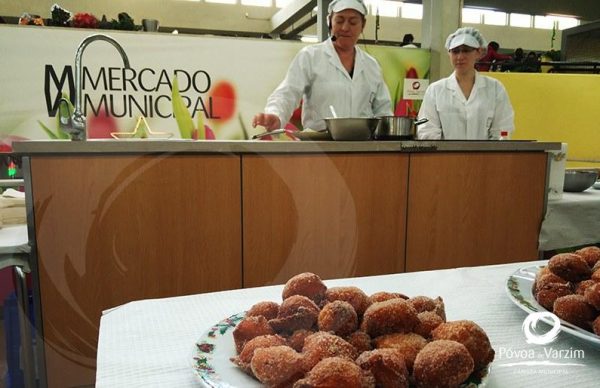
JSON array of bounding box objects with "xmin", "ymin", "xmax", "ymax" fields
[
  {"xmin": 402, "ymin": 33, "xmax": 414, "ymax": 45},
  {"xmin": 488, "ymin": 41, "xmax": 500, "ymax": 51}
]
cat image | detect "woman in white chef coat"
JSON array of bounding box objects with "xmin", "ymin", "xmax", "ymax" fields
[
  {"xmin": 252, "ymin": 0, "xmax": 392, "ymax": 131},
  {"xmin": 417, "ymin": 27, "xmax": 515, "ymax": 140}
]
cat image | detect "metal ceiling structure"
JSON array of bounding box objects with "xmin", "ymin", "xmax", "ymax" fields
[{"xmin": 271, "ymin": 0, "xmax": 600, "ymax": 38}]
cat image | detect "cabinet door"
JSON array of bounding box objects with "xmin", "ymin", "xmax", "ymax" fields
[
  {"xmin": 242, "ymin": 153, "xmax": 408, "ymax": 287},
  {"xmin": 29, "ymin": 155, "xmax": 242, "ymax": 388},
  {"xmin": 406, "ymin": 152, "xmax": 547, "ymax": 272}
]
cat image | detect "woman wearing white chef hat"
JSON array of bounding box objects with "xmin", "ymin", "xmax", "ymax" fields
[
  {"xmin": 252, "ymin": 0, "xmax": 392, "ymax": 131},
  {"xmin": 417, "ymin": 27, "xmax": 515, "ymax": 140}
]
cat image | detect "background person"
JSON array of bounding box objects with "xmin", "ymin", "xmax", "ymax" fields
[
  {"xmin": 417, "ymin": 27, "xmax": 515, "ymax": 140},
  {"xmin": 401, "ymin": 33, "xmax": 418, "ymax": 48},
  {"xmin": 476, "ymin": 41, "xmax": 513, "ymax": 72},
  {"xmin": 252, "ymin": 0, "xmax": 392, "ymax": 131}
]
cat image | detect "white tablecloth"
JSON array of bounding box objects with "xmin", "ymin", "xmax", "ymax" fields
[
  {"xmin": 96, "ymin": 261, "xmax": 600, "ymax": 388},
  {"xmin": 539, "ymin": 188, "xmax": 600, "ymax": 251},
  {"xmin": 0, "ymin": 224, "xmax": 30, "ymax": 270}
]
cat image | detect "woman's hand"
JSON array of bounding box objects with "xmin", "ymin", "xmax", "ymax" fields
[{"xmin": 252, "ymin": 113, "xmax": 281, "ymax": 131}]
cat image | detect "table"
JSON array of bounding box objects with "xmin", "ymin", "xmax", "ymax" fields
[
  {"xmin": 96, "ymin": 261, "xmax": 600, "ymax": 387},
  {"xmin": 0, "ymin": 224, "xmax": 34, "ymax": 388},
  {"xmin": 539, "ymin": 187, "xmax": 600, "ymax": 251}
]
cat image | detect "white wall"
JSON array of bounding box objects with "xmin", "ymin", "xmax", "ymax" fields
[{"xmin": 2, "ymin": 0, "xmax": 560, "ymax": 51}]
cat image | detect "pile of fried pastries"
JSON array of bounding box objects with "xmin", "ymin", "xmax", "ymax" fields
[
  {"xmin": 533, "ymin": 245, "xmax": 600, "ymax": 336},
  {"xmin": 230, "ymin": 272, "xmax": 494, "ymax": 388}
]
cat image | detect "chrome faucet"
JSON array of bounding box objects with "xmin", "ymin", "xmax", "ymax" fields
[{"xmin": 67, "ymin": 34, "xmax": 131, "ymax": 140}]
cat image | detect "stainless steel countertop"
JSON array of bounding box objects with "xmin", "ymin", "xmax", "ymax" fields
[{"xmin": 12, "ymin": 139, "xmax": 561, "ymax": 155}]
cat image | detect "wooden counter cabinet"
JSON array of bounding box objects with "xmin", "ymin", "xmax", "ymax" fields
[
  {"xmin": 27, "ymin": 154, "xmax": 242, "ymax": 388},
  {"xmin": 242, "ymin": 153, "xmax": 409, "ymax": 286}
]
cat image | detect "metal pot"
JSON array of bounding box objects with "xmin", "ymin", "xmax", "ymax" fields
[
  {"xmin": 563, "ymin": 170, "xmax": 598, "ymax": 192},
  {"xmin": 324, "ymin": 118, "xmax": 381, "ymax": 141},
  {"xmin": 375, "ymin": 116, "xmax": 428, "ymax": 140}
]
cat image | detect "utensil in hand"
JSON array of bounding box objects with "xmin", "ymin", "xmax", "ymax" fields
[{"xmin": 329, "ymin": 105, "xmax": 338, "ymax": 118}]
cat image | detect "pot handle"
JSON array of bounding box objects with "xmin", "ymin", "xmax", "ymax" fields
[{"xmin": 414, "ymin": 118, "xmax": 429, "ymax": 126}]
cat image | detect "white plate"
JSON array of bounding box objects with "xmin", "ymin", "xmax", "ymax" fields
[
  {"xmin": 506, "ymin": 265, "xmax": 600, "ymax": 348},
  {"xmin": 192, "ymin": 312, "xmax": 489, "ymax": 387}
]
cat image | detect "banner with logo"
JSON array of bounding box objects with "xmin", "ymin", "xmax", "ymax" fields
[{"xmin": 0, "ymin": 25, "xmax": 430, "ymax": 146}]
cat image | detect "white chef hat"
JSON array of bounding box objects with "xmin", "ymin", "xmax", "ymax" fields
[
  {"xmin": 445, "ymin": 27, "xmax": 487, "ymax": 50},
  {"xmin": 328, "ymin": 0, "xmax": 368, "ymax": 16}
]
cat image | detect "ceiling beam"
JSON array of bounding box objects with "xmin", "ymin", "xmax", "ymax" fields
[{"xmin": 271, "ymin": 0, "xmax": 317, "ymax": 35}]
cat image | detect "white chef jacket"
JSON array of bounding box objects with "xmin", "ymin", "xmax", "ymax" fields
[
  {"xmin": 264, "ymin": 39, "xmax": 392, "ymax": 130},
  {"xmin": 417, "ymin": 71, "xmax": 515, "ymax": 140}
]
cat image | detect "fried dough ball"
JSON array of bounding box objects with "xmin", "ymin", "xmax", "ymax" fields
[
  {"xmin": 231, "ymin": 334, "xmax": 287, "ymax": 374},
  {"xmin": 431, "ymin": 320, "xmax": 494, "ymax": 371},
  {"xmin": 294, "ymin": 357, "xmax": 375, "ymax": 388},
  {"xmin": 287, "ymin": 329, "xmax": 315, "ymax": 352},
  {"xmin": 575, "ymin": 246, "xmax": 600, "ymax": 268},
  {"xmin": 361, "ymin": 299, "xmax": 419, "ymax": 338},
  {"xmin": 325, "ymin": 286, "xmax": 371, "ymax": 316},
  {"xmin": 356, "ymin": 348, "xmax": 409, "ymax": 388},
  {"xmin": 373, "ymin": 332, "xmax": 427, "ymax": 371},
  {"xmin": 282, "ymin": 272, "xmax": 327, "ymax": 305},
  {"xmin": 593, "ymin": 261, "xmax": 600, "ymax": 273},
  {"xmin": 270, "ymin": 295, "xmax": 320, "ymax": 334},
  {"xmin": 414, "ymin": 311, "xmax": 444, "ymax": 338},
  {"xmin": 534, "ymin": 273, "xmax": 569, "ymax": 294},
  {"xmin": 584, "ymin": 282, "xmax": 600, "ymax": 310},
  {"xmin": 575, "ymin": 280, "xmax": 597, "ymax": 296},
  {"xmin": 302, "ymin": 331, "xmax": 359, "ymax": 371},
  {"xmin": 318, "ymin": 300, "xmax": 358, "ymax": 336},
  {"xmin": 553, "ymin": 294, "xmax": 596, "ymax": 330},
  {"xmin": 345, "ymin": 330, "xmax": 373, "ymax": 353},
  {"xmin": 250, "ymin": 345, "xmax": 304, "ymax": 387},
  {"xmin": 233, "ymin": 315, "xmax": 275, "ymax": 354},
  {"xmin": 593, "ymin": 269, "xmax": 600, "ymax": 282},
  {"xmin": 407, "ymin": 296, "xmax": 437, "ymax": 313},
  {"xmin": 593, "ymin": 316, "xmax": 600, "ymax": 336},
  {"xmin": 413, "ymin": 340, "xmax": 474, "ymax": 388},
  {"xmin": 247, "ymin": 301, "xmax": 280, "ymax": 321},
  {"xmin": 368, "ymin": 291, "xmax": 409, "ymax": 305},
  {"xmin": 548, "ymin": 253, "xmax": 591, "ymax": 282},
  {"xmin": 535, "ymin": 282, "xmax": 573, "ymax": 311}
]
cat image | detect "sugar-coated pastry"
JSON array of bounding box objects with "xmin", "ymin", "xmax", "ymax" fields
[
  {"xmin": 231, "ymin": 334, "xmax": 287, "ymax": 374},
  {"xmin": 318, "ymin": 300, "xmax": 358, "ymax": 336},
  {"xmin": 301, "ymin": 331, "xmax": 358, "ymax": 371},
  {"xmin": 575, "ymin": 279, "xmax": 597, "ymax": 296},
  {"xmin": 584, "ymin": 282, "xmax": 600, "ymax": 310},
  {"xmin": 282, "ymin": 272, "xmax": 327, "ymax": 305},
  {"xmin": 373, "ymin": 332, "xmax": 427, "ymax": 371},
  {"xmin": 286, "ymin": 329, "xmax": 315, "ymax": 352},
  {"xmin": 593, "ymin": 315, "xmax": 600, "ymax": 336},
  {"xmin": 325, "ymin": 286, "xmax": 371, "ymax": 316},
  {"xmin": 534, "ymin": 272, "xmax": 569, "ymax": 294},
  {"xmin": 294, "ymin": 357, "xmax": 375, "ymax": 388},
  {"xmin": 431, "ymin": 320, "xmax": 494, "ymax": 371},
  {"xmin": 269, "ymin": 295, "xmax": 320, "ymax": 334},
  {"xmin": 548, "ymin": 253, "xmax": 591, "ymax": 282},
  {"xmin": 413, "ymin": 311, "xmax": 444, "ymax": 338},
  {"xmin": 250, "ymin": 345, "xmax": 304, "ymax": 387},
  {"xmin": 553, "ymin": 294, "xmax": 596, "ymax": 330},
  {"xmin": 247, "ymin": 301, "xmax": 280, "ymax": 321},
  {"xmin": 233, "ymin": 315, "xmax": 275, "ymax": 354},
  {"xmin": 356, "ymin": 348, "xmax": 409, "ymax": 388},
  {"xmin": 412, "ymin": 340, "xmax": 474, "ymax": 388},
  {"xmin": 345, "ymin": 330, "xmax": 373, "ymax": 353},
  {"xmin": 361, "ymin": 299, "xmax": 419, "ymax": 338},
  {"xmin": 368, "ymin": 291, "xmax": 409, "ymax": 305},
  {"xmin": 575, "ymin": 246, "xmax": 600, "ymax": 268},
  {"xmin": 535, "ymin": 282, "xmax": 573, "ymax": 311}
]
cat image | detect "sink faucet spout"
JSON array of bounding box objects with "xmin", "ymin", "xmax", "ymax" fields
[{"xmin": 70, "ymin": 34, "xmax": 131, "ymax": 140}]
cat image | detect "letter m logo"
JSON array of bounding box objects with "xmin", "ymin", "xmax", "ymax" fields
[{"xmin": 44, "ymin": 65, "xmax": 76, "ymax": 117}]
